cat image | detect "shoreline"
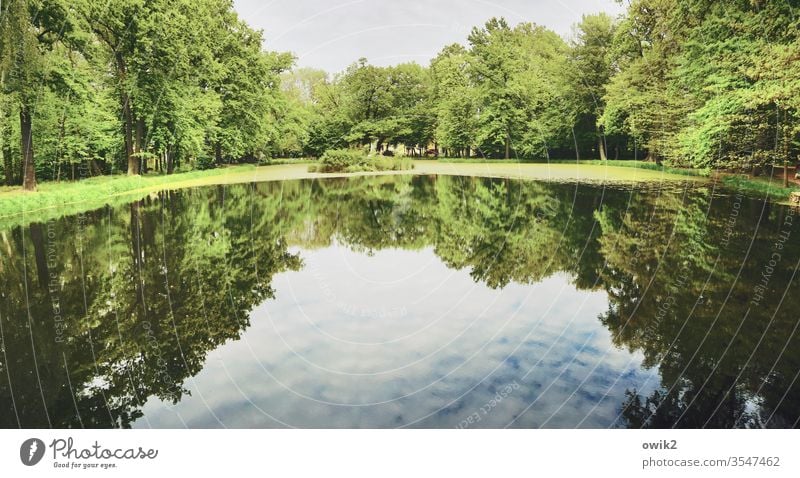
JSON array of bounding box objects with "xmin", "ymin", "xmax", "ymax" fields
[{"xmin": 2, "ymin": 159, "xmax": 796, "ymax": 230}]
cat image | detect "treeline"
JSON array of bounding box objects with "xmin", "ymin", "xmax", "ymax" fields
[
  {"xmin": 2, "ymin": 0, "xmax": 799, "ymax": 190},
  {"xmin": 0, "ymin": 0, "xmax": 296, "ymax": 190},
  {"xmin": 285, "ymin": 0, "xmax": 800, "ymax": 168}
]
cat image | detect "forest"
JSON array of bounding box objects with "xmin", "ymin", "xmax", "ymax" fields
[{"xmin": 1, "ymin": 0, "xmax": 799, "ymax": 191}]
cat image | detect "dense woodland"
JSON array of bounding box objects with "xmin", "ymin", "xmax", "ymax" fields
[{"xmin": 1, "ymin": 0, "xmax": 799, "ymax": 190}]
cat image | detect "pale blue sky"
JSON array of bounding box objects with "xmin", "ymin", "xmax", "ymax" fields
[{"xmin": 233, "ymin": 0, "xmax": 624, "ymax": 73}]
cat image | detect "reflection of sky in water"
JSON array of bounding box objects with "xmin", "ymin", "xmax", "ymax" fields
[{"xmin": 135, "ymin": 245, "xmax": 658, "ymax": 428}]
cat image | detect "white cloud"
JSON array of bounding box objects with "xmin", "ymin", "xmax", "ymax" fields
[{"xmin": 234, "ymin": 0, "xmax": 625, "ymax": 72}]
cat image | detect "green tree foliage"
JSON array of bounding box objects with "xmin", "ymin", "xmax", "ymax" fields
[
  {"xmin": 0, "ymin": 0, "xmax": 293, "ymax": 185},
  {"xmin": 467, "ymin": 18, "xmax": 572, "ymax": 159},
  {"xmin": 3, "ymin": 3, "xmax": 800, "ymax": 185},
  {"xmin": 430, "ymin": 44, "xmax": 477, "ymax": 157},
  {"xmin": 275, "ymin": 67, "xmax": 327, "ymax": 157},
  {"xmin": 1, "ymin": 0, "xmax": 73, "ymax": 189},
  {"xmin": 603, "ymin": 0, "xmax": 800, "ymax": 169},
  {"xmin": 566, "ymin": 13, "xmax": 617, "ymax": 160},
  {"xmin": 292, "ymin": 59, "xmax": 434, "ymax": 157}
]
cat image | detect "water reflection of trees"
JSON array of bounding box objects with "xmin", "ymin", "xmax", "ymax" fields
[
  {"xmin": 1, "ymin": 175, "xmax": 798, "ymax": 428},
  {"xmin": 0, "ymin": 187, "xmax": 302, "ymax": 427},
  {"xmin": 597, "ymin": 194, "xmax": 800, "ymax": 428}
]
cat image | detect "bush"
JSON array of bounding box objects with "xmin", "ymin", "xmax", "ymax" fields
[
  {"xmin": 195, "ymin": 154, "xmax": 217, "ymax": 170},
  {"xmin": 370, "ymin": 156, "xmax": 414, "ymax": 172},
  {"xmin": 315, "ymin": 149, "xmax": 368, "ymax": 172},
  {"xmin": 309, "ymin": 149, "xmax": 413, "ymax": 173}
]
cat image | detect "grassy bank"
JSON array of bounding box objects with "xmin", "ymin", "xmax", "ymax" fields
[
  {"xmin": 0, "ymin": 165, "xmax": 258, "ymax": 217},
  {"xmin": 435, "ymin": 157, "xmax": 710, "ymax": 177},
  {"xmin": 0, "ymin": 160, "xmax": 707, "ymax": 231},
  {"xmin": 720, "ymin": 174, "xmax": 800, "ymax": 201},
  {"xmin": 413, "ymin": 160, "xmax": 706, "ymax": 184},
  {"xmin": 0, "ymin": 162, "xmax": 414, "ymax": 229}
]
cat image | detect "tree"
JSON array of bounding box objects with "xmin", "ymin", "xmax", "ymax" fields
[
  {"xmin": 386, "ymin": 62, "xmax": 434, "ymax": 154},
  {"xmin": 602, "ymin": 0, "xmax": 800, "ymax": 169},
  {"xmin": 209, "ymin": 9, "xmax": 294, "ymax": 164},
  {"xmin": 567, "ymin": 13, "xmax": 617, "ymax": 160},
  {"xmin": 35, "ymin": 43, "xmax": 119, "ymax": 180},
  {"xmin": 75, "ymin": 0, "xmax": 145, "ymax": 175},
  {"xmin": 276, "ymin": 67, "xmax": 328, "ymax": 157},
  {"xmin": 338, "ymin": 58, "xmax": 396, "ymax": 149},
  {"xmin": 0, "ymin": 0, "xmax": 70, "ymax": 190},
  {"xmin": 601, "ymin": 0, "xmax": 688, "ymax": 164},
  {"xmin": 467, "ymin": 18, "xmax": 521, "ymax": 159},
  {"xmin": 431, "ymin": 44, "xmax": 477, "ymax": 157},
  {"xmin": 466, "ymin": 18, "xmax": 571, "ymax": 159},
  {"xmin": 670, "ymin": 0, "xmax": 800, "ymax": 169}
]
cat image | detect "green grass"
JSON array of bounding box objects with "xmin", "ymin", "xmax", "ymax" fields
[
  {"xmin": 573, "ymin": 160, "xmax": 709, "ymax": 177},
  {"xmin": 412, "ymin": 160, "xmax": 706, "ymax": 184},
  {"xmin": 0, "ymin": 158, "xmax": 727, "ymax": 231},
  {"xmin": 258, "ymin": 157, "xmax": 313, "ymax": 166},
  {"xmin": 431, "ymin": 157, "xmax": 532, "ymax": 164},
  {"xmin": 347, "ymin": 156, "xmax": 413, "ymax": 172},
  {"xmin": 434, "ymin": 157, "xmax": 709, "ymax": 177},
  {"xmin": 0, "ymin": 161, "xmax": 413, "ymax": 230},
  {"xmin": 0, "ymin": 165, "xmax": 258, "ymax": 223},
  {"xmin": 720, "ymin": 174, "xmax": 800, "ymax": 201}
]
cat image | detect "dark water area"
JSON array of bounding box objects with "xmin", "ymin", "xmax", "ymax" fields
[{"xmin": 1, "ymin": 175, "xmax": 798, "ymax": 428}]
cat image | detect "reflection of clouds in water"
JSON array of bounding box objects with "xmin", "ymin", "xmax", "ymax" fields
[{"xmin": 135, "ymin": 244, "xmax": 656, "ymax": 428}]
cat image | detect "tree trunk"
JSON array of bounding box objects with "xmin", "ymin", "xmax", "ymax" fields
[
  {"xmin": 123, "ymin": 95, "xmax": 137, "ymax": 175},
  {"xmin": 784, "ymin": 160, "xmax": 789, "ymax": 188},
  {"xmin": 2, "ymin": 143, "xmax": 13, "ymax": 186},
  {"xmin": 598, "ymin": 137, "xmax": 607, "ymax": 161},
  {"xmin": 117, "ymin": 55, "xmax": 139, "ymax": 176},
  {"xmin": 166, "ymin": 147, "xmax": 174, "ymax": 174},
  {"xmin": 215, "ymin": 141, "xmax": 223, "ymax": 164},
  {"xmin": 90, "ymin": 160, "xmax": 103, "ymax": 176},
  {"xmin": 572, "ymin": 126, "xmax": 580, "ymax": 161},
  {"xmin": 505, "ymin": 132, "xmax": 511, "ymax": 160},
  {"xmin": 645, "ymin": 150, "xmax": 661, "ymax": 165},
  {"xmin": 20, "ymin": 105, "xmax": 36, "ymax": 191},
  {"xmin": 136, "ymin": 116, "xmax": 145, "ymax": 174},
  {"xmin": 55, "ymin": 100, "xmax": 67, "ymax": 179}
]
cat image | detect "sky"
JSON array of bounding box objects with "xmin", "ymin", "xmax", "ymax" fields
[{"xmin": 233, "ymin": 0, "xmax": 624, "ymax": 73}]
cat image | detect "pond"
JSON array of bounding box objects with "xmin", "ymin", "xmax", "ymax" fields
[{"xmin": 1, "ymin": 175, "xmax": 798, "ymax": 428}]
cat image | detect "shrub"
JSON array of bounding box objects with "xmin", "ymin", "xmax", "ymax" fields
[
  {"xmin": 309, "ymin": 149, "xmax": 413, "ymax": 173},
  {"xmin": 372, "ymin": 156, "xmax": 414, "ymax": 172},
  {"xmin": 313, "ymin": 149, "xmax": 369, "ymax": 173}
]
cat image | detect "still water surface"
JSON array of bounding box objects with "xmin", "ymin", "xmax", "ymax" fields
[{"xmin": 1, "ymin": 175, "xmax": 798, "ymax": 428}]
